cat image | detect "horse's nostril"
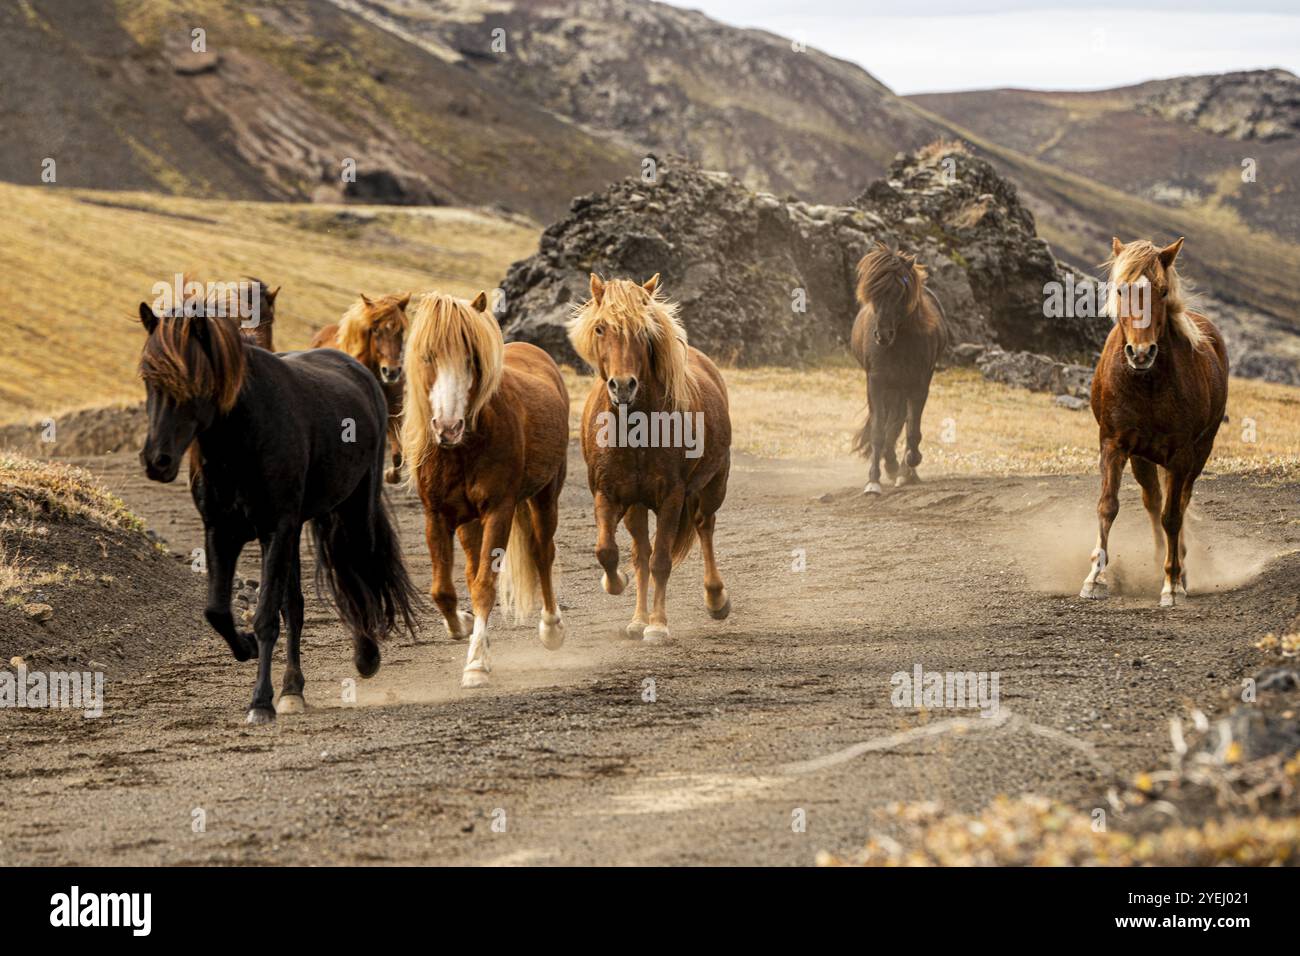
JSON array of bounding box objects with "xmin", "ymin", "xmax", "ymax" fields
[
  {"xmin": 155, "ymin": 454, "xmax": 172, "ymax": 470},
  {"xmin": 627, "ymin": 377, "xmax": 637, "ymax": 389}
]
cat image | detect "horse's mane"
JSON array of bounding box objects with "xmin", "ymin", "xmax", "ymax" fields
[
  {"xmin": 855, "ymin": 242, "xmax": 927, "ymax": 316},
  {"xmin": 569, "ymin": 277, "xmax": 697, "ymax": 411},
  {"xmin": 337, "ymin": 292, "xmax": 410, "ymax": 360},
  {"xmin": 1107, "ymin": 240, "xmax": 1206, "ymax": 350},
  {"xmin": 401, "ymin": 292, "xmax": 504, "ymax": 469},
  {"xmin": 140, "ymin": 312, "xmax": 247, "ymax": 412}
]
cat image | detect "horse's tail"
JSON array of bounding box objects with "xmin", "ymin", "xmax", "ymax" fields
[
  {"xmin": 671, "ymin": 494, "xmax": 699, "ymax": 567},
  {"xmin": 852, "ymin": 410, "xmax": 874, "ymax": 458},
  {"xmin": 498, "ymin": 502, "xmax": 542, "ymax": 625},
  {"xmin": 311, "ymin": 476, "xmax": 418, "ymax": 676}
]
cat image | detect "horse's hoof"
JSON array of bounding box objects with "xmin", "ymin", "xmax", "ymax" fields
[
  {"xmin": 538, "ymin": 613, "xmax": 565, "ymax": 650},
  {"xmin": 863, "ymin": 482, "xmax": 883, "ymax": 496},
  {"xmin": 445, "ymin": 610, "xmax": 474, "ymax": 641},
  {"xmin": 275, "ymin": 694, "xmax": 306, "ymax": 715},
  {"xmin": 353, "ymin": 644, "xmax": 381, "ymax": 678},
  {"xmin": 245, "ymin": 707, "xmax": 275, "ymax": 725},
  {"xmin": 708, "ymin": 595, "xmax": 731, "ymax": 621},
  {"xmin": 603, "ymin": 570, "xmax": 628, "ymax": 595},
  {"xmin": 626, "ymin": 619, "xmax": 647, "ymax": 639},
  {"xmin": 1160, "ymin": 590, "xmax": 1180, "ymax": 608},
  {"xmin": 1079, "ymin": 581, "xmax": 1108, "ymax": 599},
  {"xmin": 895, "ymin": 472, "xmax": 919, "ymax": 487},
  {"xmin": 461, "ymin": 668, "xmax": 490, "ymax": 689},
  {"xmin": 884, "ymin": 462, "xmax": 899, "ymax": 481},
  {"xmin": 643, "ymin": 624, "xmax": 670, "ymax": 644}
]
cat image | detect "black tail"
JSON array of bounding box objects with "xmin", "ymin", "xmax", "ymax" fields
[{"xmin": 310, "ymin": 476, "xmax": 419, "ymax": 676}]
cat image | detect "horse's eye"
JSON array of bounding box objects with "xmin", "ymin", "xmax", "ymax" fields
[{"xmin": 594, "ymin": 325, "xmax": 604, "ymax": 336}]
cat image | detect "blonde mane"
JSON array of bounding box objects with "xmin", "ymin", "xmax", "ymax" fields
[
  {"xmin": 400, "ymin": 292, "xmax": 504, "ymax": 470},
  {"xmin": 1107, "ymin": 240, "xmax": 1206, "ymax": 350},
  {"xmin": 337, "ymin": 293, "xmax": 410, "ymax": 360},
  {"xmin": 569, "ymin": 277, "xmax": 697, "ymax": 411}
]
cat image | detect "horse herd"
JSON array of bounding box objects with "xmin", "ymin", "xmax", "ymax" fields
[{"xmin": 135, "ymin": 236, "xmax": 1228, "ymax": 724}]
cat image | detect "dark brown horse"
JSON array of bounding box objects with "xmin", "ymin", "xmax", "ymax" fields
[
  {"xmin": 1079, "ymin": 237, "xmax": 1229, "ymax": 607},
  {"xmin": 850, "ymin": 243, "xmax": 947, "ymax": 494},
  {"xmin": 239, "ymin": 277, "xmax": 279, "ymax": 351},
  {"xmin": 312, "ymin": 292, "xmax": 411, "ymax": 483},
  {"xmin": 569, "ymin": 274, "xmax": 732, "ymax": 643},
  {"xmin": 401, "ymin": 292, "xmax": 569, "ymax": 688}
]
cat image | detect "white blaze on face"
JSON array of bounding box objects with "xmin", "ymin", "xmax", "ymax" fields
[{"xmin": 429, "ymin": 359, "xmax": 472, "ymax": 428}]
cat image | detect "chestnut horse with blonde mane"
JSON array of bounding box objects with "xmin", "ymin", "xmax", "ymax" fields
[
  {"xmin": 312, "ymin": 292, "xmax": 411, "ymax": 483},
  {"xmin": 569, "ymin": 274, "xmax": 732, "ymax": 643},
  {"xmin": 401, "ymin": 291, "xmax": 569, "ymax": 688},
  {"xmin": 850, "ymin": 243, "xmax": 947, "ymax": 494},
  {"xmin": 239, "ymin": 277, "xmax": 280, "ymax": 351},
  {"xmin": 1079, "ymin": 237, "xmax": 1228, "ymax": 607}
]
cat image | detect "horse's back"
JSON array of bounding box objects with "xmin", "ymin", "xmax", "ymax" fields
[
  {"xmin": 504, "ymin": 341, "xmax": 568, "ymax": 405},
  {"xmin": 309, "ymin": 324, "xmax": 340, "ymax": 350},
  {"xmin": 279, "ymin": 347, "xmax": 386, "ymax": 421}
]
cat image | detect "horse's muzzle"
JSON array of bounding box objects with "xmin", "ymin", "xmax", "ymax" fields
[
  {"xmin": 1124, "ymin": 342, "xmax": 1158, "ymax": 372},
  {"xmin": 379, "ymin": 366, "xmax": 402, "ymax": 385},
  {"xmin": 607, "ymin": 376, "xmax": 638, "ymax": 406},
  {"xmin": 434, "ymin": 418, "xmax": 465, "ymax": 447},
  {"xmin": 141, "ymin": 450, "xmax": 180, "ymax": 483}
]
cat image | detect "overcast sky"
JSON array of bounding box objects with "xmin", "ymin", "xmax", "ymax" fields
[{"xmin": 675, "ymin": 1, "xmax": 1300, "ymax": 94}]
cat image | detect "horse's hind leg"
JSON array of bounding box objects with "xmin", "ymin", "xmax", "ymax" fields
[
  {"xmin": 275, "ymin": 534, "xmax": 306, "ymax": 715},
  {"xmin": 595, "ymin": 492, "xmax": 629, "ymax": 595},
  {"xmin": 528, "ymin": 476, "xmax": 566, "ymax": 650},
  {"xmin": 1159, "ymin": 469, "xmax": 1196, "ymax": 607},
  {"xmin": 624, "ymin": 505, "xmax": 652, "ymax": 638},
  {"xmin": 384, "ymin": 413, "xmax": 403, "ymax": 484},
  {"xmin": 1080, "ymin": 440, "xmax": 1127, "ymax": 599},
  {"xmin": 695, "ymin": 469, "xmax": 730, "ymax": 621},
  {"xmin": 246, "ymin": 521, "xmax": 296, "ymax": 724},
  {"xmin": 1130, "ymin": 458, "xmax": 1164, "ymax": 569}
]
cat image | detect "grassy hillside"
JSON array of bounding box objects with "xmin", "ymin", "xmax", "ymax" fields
[{"xmin": 0, "ymin": 182, "xmax": 537, "ymax": 419}]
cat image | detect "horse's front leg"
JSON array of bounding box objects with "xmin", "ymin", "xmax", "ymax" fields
[
  {"xmin": 644, "ymin": 489, "xmax": 685, "ymax": 644},
  {"xmin": 898, "ymin": 385, "xmax": 930, "ymax": 486},
  {"xmin": 462, "ymin": 505, "xmax": 514, "ymax": 688},
  {"xmin": 624, "ymin": 505, "xmax": 652, "ymax": 638},
  {"xmin": 863, "ymin": 379, "xmax": 889, "ymax": 495},
  {"xmin": 1080, "ymin": 439, "xmax": 1127, "ymax": 599},
  {"xmin": 384, "ymin": 413, "xmax": 403, "ymax": 484},
  {"xmin": 1160, "ymin": 471, "xmax": 1193, "ymax": 608},
  {"xmin": 594, "ymin": 492, "xmax": 628, "ymax": 595},
  {"xmin": 201, "ymin": 523, "xmax": 255, "ymax": 661},
  {"xmin": 246, "ymin": 521, "xmax": 297, "ymax": 724},
  {"xmin": 427, "ymin": 513, "xmax": 472, "ymax": 640}
]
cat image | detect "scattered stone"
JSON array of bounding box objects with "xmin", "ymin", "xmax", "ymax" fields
[
  {"xmin": 976, "ymin": 347, "xmax": 1094, "ymax": 398},
  {"xmin": 22, "ymin": 603, "xmax": 53, "ymax": 623},
  {"xmin": 1054, "ymin": 394, "xmax": 1090, "ymax": 411},
  {"xmin": 9, "ymin": 656, "xmax": 25, "ymax": 669}
]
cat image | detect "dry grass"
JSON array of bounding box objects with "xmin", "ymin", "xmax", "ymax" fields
[
  {"xmin": 820, "ymin": 795, "xmax": 1300, "ymax": 866},
  {"xmin": 0, "ymin": 183, "xmax": 537, "ymax": 421},
  {"xmin": 599, "ymin": 364, "xmax": 1298, "ymax": 477}
]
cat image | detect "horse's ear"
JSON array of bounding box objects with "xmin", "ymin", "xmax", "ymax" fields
[
  {"xmin": 589, "ymin": 273, "xmax": 605, "ymax": 304},
  {"xmin": 1159, "ymin": 237, "xmax": 1184, "ymax": 269},
  {"xmin": 138, "ymin": 302, "xmax": 159, "ymax": 334},
  {"xmin": 267, "ymin": 286, "xmax": 280, "ymax": 303},
  {"xmin": 360, "ymin": 293, "xmax": 373, "ymax": 308},
  {"xmin": 643, "ymin": 273, "xmax": 660, "ymax": 295},
  {"xmin": 1111, "ymin": 237, "xmax": 1125, "ymax": 257},
  {"xmin": 398, "ymin": 292, "xmax": 412, "ymax": 311},
  {"xmin": 470, "ymin": 291, "xmax": 487, "ymax": 313}
]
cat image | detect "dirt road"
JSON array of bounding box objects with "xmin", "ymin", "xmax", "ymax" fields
[{"xmin": 2, "ymin": 447, "xmax": 1297, "ymax": 865}]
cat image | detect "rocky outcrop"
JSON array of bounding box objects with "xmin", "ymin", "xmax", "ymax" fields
[
  {"xmin": 1136, "ymin": 69, "xmax": 1300, "ymax": 141},
  {"xmin": 970, "ymin": 347, "xmax": 1094, "ymax": 403},
  {"xmin": 498, "ymin": 146, "xmax": 1108, "ymax": 367}
]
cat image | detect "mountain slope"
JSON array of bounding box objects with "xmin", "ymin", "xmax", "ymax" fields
[
  {"xmin": 0, "ymin": 0, "xmax": 634, "ymax": 221},
  {"xmin": 911, "ymin": 71, "xmax": 1300, "ymax": 243}
]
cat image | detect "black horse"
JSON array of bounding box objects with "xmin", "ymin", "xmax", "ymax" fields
[
  {"xmin": 850, "ymin": 244, "xmax": 948, "ymax": 494},
  {"xmin": 137, "ymin": 303, "xmax": 418, "ymax": 724}
]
